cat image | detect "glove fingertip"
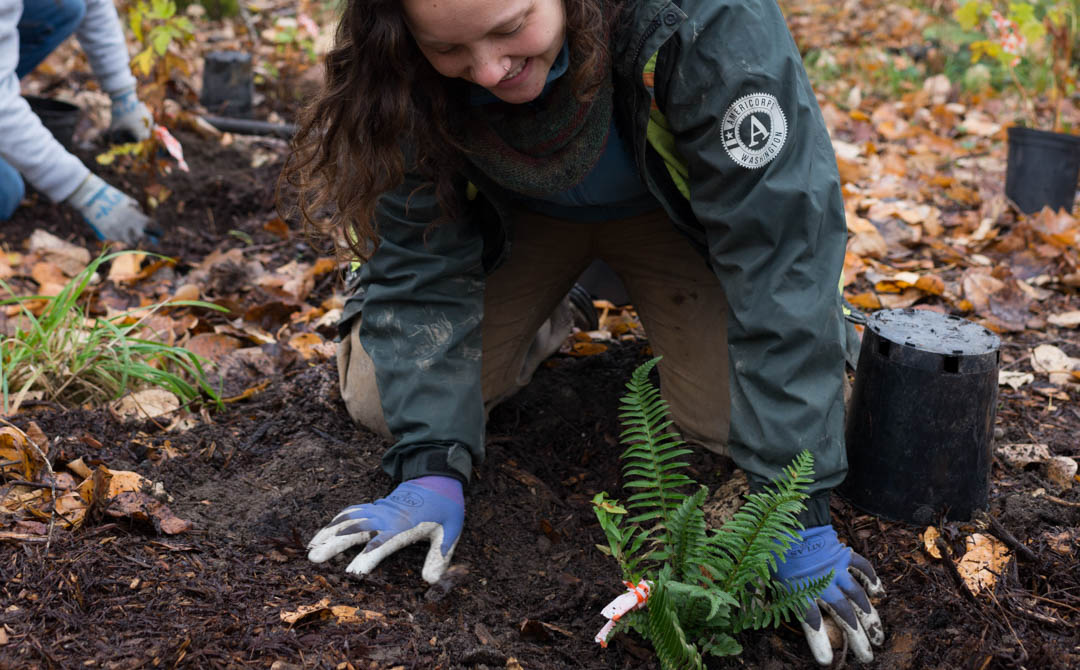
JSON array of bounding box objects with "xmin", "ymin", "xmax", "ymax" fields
[
  {"xmin": 421, "ymin": 558, "xmax": 450, "ymax": 585},
  {"xmin": 422, "ymin": 537, "xmax": 457, "ymax": 585},
  {"xmin": 801, "ymin": 621, "xmax": 833, "ymax": 666},
  {"xmin": 346, "ymin": 550, "xmax": 383, "ymax": 578},
  {"xmin": 850, "ymin": 566, "xmax": 885, "ymax": 597},
  {"xmin": 867, "ymin": 577, "xmax": 885, "ymax": 597}
]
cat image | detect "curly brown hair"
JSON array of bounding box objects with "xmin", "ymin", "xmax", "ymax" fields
[{"xmin": 280, "ymin": 0, "xmax": 617, "ymax": 262}]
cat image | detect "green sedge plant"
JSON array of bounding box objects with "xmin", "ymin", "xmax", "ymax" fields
[
  {"xmin": 592, "ymin": 357, "xmax": 829, "ymax": 669},
  {"xmin": 0, "ymin": 251, "xmax": 224, "ymax": 415}
]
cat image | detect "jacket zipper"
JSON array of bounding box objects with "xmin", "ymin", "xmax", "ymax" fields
[{"xmin": 629, "ymin": 14, "xmax": 661, "ymax": 70}]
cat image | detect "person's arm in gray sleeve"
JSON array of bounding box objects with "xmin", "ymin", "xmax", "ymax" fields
[
  {"xmin": 664, "ymin": 0, "xmax": 848, "ymax": 523},
  {"xmin": 307, "ymin": 174, "xmax": 484, "ymax": 584},
  {"xmin": 76, "ymin": 0, "xmax": 152, "ymax": 141},
  {"xmin": 359, "ymin": 174, "xmax": 487, "ymax": 485},
  {"xmin": 663, "ymin": 1, "xmax": 884, "ymax": 665},
  {"xmin": 0, "ymin": 0, "xmax": 90, "ymax": 202},
  {"xmin": 0, "ymin": 0, "xmax": 154, "ymax": 240}
]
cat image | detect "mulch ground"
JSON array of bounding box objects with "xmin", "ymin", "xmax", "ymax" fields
[
  {"xmin": 1, "ymin": 128, "xmax": 1077, "ymax": 670},
  {"xmin": 2, "ymin": 66, "xmax": 1079, "ymax": 670}
]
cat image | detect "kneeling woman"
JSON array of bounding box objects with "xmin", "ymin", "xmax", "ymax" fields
[{"xmin": 285, "ymin": 0, "xmax": 884, "ymax": 664}]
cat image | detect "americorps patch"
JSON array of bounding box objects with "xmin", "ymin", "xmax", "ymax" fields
[{"xmin": 721, "ymin": 92, "xmax": 788, "ymax": 169}]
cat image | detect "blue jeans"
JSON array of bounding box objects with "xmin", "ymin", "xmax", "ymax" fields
[{"xmin": 1, "ymin": 0, "xmax": 86, "ymax": 220}]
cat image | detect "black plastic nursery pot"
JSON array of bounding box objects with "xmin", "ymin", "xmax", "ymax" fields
[
  {"xmin": 24, "ymin": 95, "xmax": 80, "ymax": 150},
  {"xmin": 1005, "ymin": 126, "xmax": 1080, "ymax": 214},
  {"xmin": 841, "ymin": 309, "xmax": 1000, "ymax": 525},
  {"xmin": 200, "ymin": 50, "xmax": 254, "ymax": 118}
]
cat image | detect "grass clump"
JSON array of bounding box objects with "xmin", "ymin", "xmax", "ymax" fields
[
  {"xmin": 593, "ymin": 357, "xmax": 828, "ymax": 669},
  {"xmin": 0, "ymin": 251, "xmax": 224, "ymax": 414}
]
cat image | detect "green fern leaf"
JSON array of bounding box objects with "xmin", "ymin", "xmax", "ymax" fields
[
  {"xmin": 616, "ymin": 357, "xmax": 694, "ymax": 540},
  {"xmin": 735, "ymin": 571, "xmax": 833, "ymax": 631},
  {"xmin": 666, "ymin": 486, "xmax": 709, "ymax": 579},
  {"xmin": 701, "ymin": 632, "xmax": 742, "ymax": 658},
  {"xmin": 710, "ymin": 451, "xmax": 815, "ymax": 595},
  {"xmin": 648, "ymin": 578, "xmax": 705, "ymax": 670},
  {"xmin": 666, "ymin": 580, "xmax": 736, "ymax": 628}
]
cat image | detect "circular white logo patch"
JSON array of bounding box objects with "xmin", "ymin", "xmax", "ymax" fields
[{"xmin": 721, "ymin": 93, "xmax": 788, "ymax": 169}]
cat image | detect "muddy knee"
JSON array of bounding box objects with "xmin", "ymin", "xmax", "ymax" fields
[{"xmin": 337, "ymin": 322, "xmax": 392, "ymax": 438}]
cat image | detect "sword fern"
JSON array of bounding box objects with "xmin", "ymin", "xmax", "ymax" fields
[{"xmin": 593, "ymin": 358, "xmax": 829, "ymax": 668}]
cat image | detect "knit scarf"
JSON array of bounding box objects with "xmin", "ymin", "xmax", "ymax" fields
[{"xmin": 462, "ymin": 50, "xmax": 614, "ymax": 198}]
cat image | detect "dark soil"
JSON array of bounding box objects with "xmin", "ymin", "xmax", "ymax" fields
[{"xmin": 2, "ymin": 126, "xmax": 1079, "ymax": 670}]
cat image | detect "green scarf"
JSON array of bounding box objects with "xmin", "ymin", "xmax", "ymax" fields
[{"xmin": 462, "ymin": 52, "xmax": 614, "ymax": 198}]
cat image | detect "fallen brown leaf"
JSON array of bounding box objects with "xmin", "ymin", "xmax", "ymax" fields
[
  {"xmin": 956, "ymin": 533, "xmax": 1010, "ymax": 595},
  {"xmin": 288, "ymin": 332, "xmax": 335, "ymax": 361},
  {"xmin": 568, "ymin": 341, "xmax": 608, "ymax": 357},
  {"xmin": 263, "ymin": 218, "xmax": 291, "ymax": 239},
  {"xmin": 171, "ymin": 284, "xmax": 201, "ymax": 303},
  {"xmin": 280, "ymin": 598, "xmax": 384, "ymax": 626},
  {"xmin": 30, "ymin": 262, "xmax": 66, "ymax": 295},
  {"xmin": 185, "ymin": 332, "xmax": 244, "ymax": 363},
  {"xmin": 107, "ymin": 253, "xmax": 146, "ymax": 283},
  {"xmin": 27, "ymin": 229, "xmax": 89, "ymax": 276},
  {"xmin": 107, "ymin": 491, "xmax": 191, "ymax": 534},
  {"xmin": 112, "ymin": 389, "xmax": 181, "ymax": 420},
  {"xmin": 921, "ymin": 526, "xmax": 943, "ymax": 559}
]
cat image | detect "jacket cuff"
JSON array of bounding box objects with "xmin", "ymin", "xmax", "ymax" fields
[
  {"xmin": 794, "ymin": 492, "xmax": 832, "ymax": 528},
  {"xmin": 748, "ymin": 479, "xmax": 832, "ymax": 528},
  {"xmin": 385, "ymin": 442, "xmax": 473, "ymax": 487}
]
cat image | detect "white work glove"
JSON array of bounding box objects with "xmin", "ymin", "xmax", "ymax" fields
[
  {"xmin": 107, "ymin": 86, "xmax": 153, "ymax": 143},
  {"xmin": 308, "ymin": 476, "xmax": 465, "ymax": 584},
  {"xmin": 65, "ymin": 174, "xmax": 159, "ymax": 243},
  {"xmin": 773, "ymin": 525, "xmax": 886, "ymax": 665}
]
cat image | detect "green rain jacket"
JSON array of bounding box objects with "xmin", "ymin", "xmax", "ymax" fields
[{"xmin": 343, "ymin": 0, "xmax": 850, "ymax": 526}]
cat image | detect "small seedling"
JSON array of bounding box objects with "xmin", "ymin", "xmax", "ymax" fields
[
  {"xmin": 592, "ymin": 357, "xmax": 829, "ymax": 669},
  {"xmin": 128, "ymin": 0, "xmax": 196, "ymax": 109}
]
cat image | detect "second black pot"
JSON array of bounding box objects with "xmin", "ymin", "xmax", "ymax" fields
[
  {"xmin": 1005, "ymin": 126, "xmax": 1080, "ymax": 214},
  {"xmin": 201, "ymin": 50, "xmax": 254, "ymax": 118}
]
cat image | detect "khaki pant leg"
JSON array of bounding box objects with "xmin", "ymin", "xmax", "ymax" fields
[
  {"xmin": 337, "ymin": 323, "xmax": 392, "ymax": 438},
  {"xmin": 336, "ymin": 210, "xmax": 593, "ymax": 434},
  {"xmin": 480, "ymin": 211, "xmax": 594, "ymax": 409},
  {"xmin": 597, "ymin": 211, "xmax": 731, "ymax": 454}
]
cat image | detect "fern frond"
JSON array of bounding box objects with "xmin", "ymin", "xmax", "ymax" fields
[
  {"xmin": 647, "ymin": 578, "xmax": 704, "ymax": 670},
  {"xmin": 616, "ymin": 357, "xmax": 694, "ymax": 537},
  {"xmin": 701, "ymin": 632, "xmax": 742, "ymax": 658},
  {"xmin": 733, "ymin": 571, "xmax": 833, "ymax": 631},
  {"xmin": 593, "ymin": 359, "xmax": 823, "ymax": 667},
  {"xmin": 666, "ymin": 580, "xmax": 736, "ymax": 629},
  {"xmin": 666, "ymin": 486, "xmax": 710, "ymax": 579},
  {"xmin": 710, "ymin": 451, "xmax": 815, "ymax": 594}
]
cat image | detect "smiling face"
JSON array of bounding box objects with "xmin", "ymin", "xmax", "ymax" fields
[{"xmin": 402, "ymin": 0, "xmax": 566, "ymax": 104}]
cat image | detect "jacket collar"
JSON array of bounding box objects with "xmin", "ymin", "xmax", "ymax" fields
[{"xmin": 612, "ymin": 0, "xmax": 686, "ymax": 79}]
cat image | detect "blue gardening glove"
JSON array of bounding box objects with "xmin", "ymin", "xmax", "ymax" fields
[
  {"xmin": 774, "ymin": 525, "xmax": 885, "ymax": 665},
  {"xmin": 307, "ymin": 475, "xmax": 465, "ymax": 584},
  {"xmin": 107, "ymin": 86, "xmax": 153, "ymax": 143},
  {"xmin": 65, "ymin": 174, "xmax": 159, "ymax": 244}
]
